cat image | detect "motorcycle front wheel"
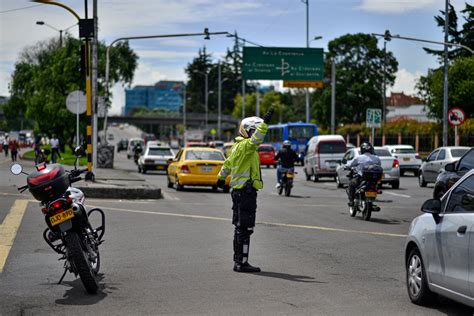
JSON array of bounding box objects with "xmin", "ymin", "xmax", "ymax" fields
[{"xmin": 65, "ymin": 232, "xmax": 99, "ymax": 294}]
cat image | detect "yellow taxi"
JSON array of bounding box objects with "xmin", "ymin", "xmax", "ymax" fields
[{"xmin": 167, "ymin": 147, "xmax": 230, "ymax": 192}]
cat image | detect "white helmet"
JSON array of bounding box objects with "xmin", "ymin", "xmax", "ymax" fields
[{"xmin": 239, "ymin": 116, "xmax": 264, "ymax": 138}]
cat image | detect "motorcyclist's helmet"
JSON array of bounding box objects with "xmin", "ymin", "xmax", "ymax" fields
[
  {"xmin": 360, "ymin": 142, "xmax": 375, "ymax": 155},
  {"xmin": 283, "ymin": 140, "xmax": 291, "ymax": 148},
  {"xmin": 239, "ymin": 116, "xmax": 264, "ymax": 138}
]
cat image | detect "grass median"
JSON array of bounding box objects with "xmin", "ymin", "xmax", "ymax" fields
[{"xmin": 22, "ymin": 146, "xmax": 87, "ymax": 166}]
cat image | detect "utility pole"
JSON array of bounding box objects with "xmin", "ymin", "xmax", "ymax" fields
[
  {"xmin": 256, "ymin": 82, "xmax": 260, "ymax": 117},
  {"xmin": 218, "ymin": 62, "xmax": 222, "ymax": 139},
  {"xmin": 382, "ymin": 39, "xmax": 388, "ymax": 140},
  {"xmin": 183, "ymin": 83, "xmax": 186, "ymax": 133},
  {"xmin": 302, "ymin": 0, "xmax": 311, "ymax": 123},
  {"xmin": 442, "ymin": 0, "xmax": 449, "ymax": 147},
  {"xmin": 242, "ymin": 38, "xmax": 246, "ymax": 119},
  {"xmin": 92, "ymin": 0, "xmax": 98, "ymax": 172},
  {"xmin": 331, "ymin": 59, "xmax": 336, "ymax": 134}
]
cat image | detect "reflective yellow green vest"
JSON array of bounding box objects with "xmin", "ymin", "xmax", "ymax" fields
[{"xmin": 218, "ymin": 122, "xmax": 268, "ymax": 190}]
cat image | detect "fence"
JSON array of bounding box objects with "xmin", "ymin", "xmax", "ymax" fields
[{"xmin": 344, "ymin": 133, "xmax": 474, "ymax": 155}]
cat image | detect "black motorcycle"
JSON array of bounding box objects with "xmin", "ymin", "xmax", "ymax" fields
[
  {"xmin": 10, "ymin": 147, "xmax": 105, "ymax": 294},
  {"xmin": 277, "ymin": 168, "xmax": 295, "ymax": 197},
  {"xmin": 346, "ymin": 165, "xmax": 383, "ymax": 221}
]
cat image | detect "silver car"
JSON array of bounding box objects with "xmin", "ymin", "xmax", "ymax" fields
[
  {"xmin": 418, "ymin": 146, "xmax": 471, "ymax": 187},
  {"xmin": 335, "ymin": 147, "xmax": 400, "ymax": 189},
  {"xmin": 405, "ymin": 169, "xmax": 474, "ymax": 307}
]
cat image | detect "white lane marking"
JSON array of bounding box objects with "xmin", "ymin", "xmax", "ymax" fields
[
  {"xmin": 384, "ymin": 192, "xmax": 411, "ymax": 198},
  {"xmin": 0, "ymin": 199, "xmax": 29, "ymax": 273},
  {"xmin": 91, "ymin": 205, "xmax": 407, "ymax": 238},
  {"xmin": 162, "ymin": 192, "xmax": 180, "ymax": 201}
]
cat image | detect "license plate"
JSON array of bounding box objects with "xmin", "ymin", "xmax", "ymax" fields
[
  {"xmin": 156, "ymin": 165, "xmax": 165, "ymax": 170},
  {"xmin": 365, "ymin": 191, "xmax": 377, "ymax": 198},
  {"xmin": 50, "ymin": 208, "xmax": 74, "ymax": 226},
  {"xmin": 403, "ymin": 157, "xmax": 410, "ymax": 161},
  {"xmin": 201, "ymin": 166, "xmax": 213, "ymax": 173},
  {"xmin": 287, "ymin": 173, "xmax": 294, "ymax": 179}
]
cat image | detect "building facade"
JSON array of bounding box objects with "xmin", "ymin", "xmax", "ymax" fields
[{"xmin": 125, "ymin": 81, "xmax": 184, "ymax": 115}]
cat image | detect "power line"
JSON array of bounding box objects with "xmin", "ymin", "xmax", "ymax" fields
[{"xmin": 0, "ymin": 4, "xmax": 42, "ymax": 14}]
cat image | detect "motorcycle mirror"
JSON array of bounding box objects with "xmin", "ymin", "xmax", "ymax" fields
[
  {"xmin": 10, "ymin": 163, "xmax": 23, "ymax": 175},
  {"xmin": 74, "ymin": 146, "xmax": 85, "ymax": 158}
]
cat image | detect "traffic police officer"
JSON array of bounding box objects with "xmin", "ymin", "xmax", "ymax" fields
[{"xmin": 217, "ymin": 108, "xmax": 274, "ymax": 273}]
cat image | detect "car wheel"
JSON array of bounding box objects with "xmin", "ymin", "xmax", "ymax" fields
[
  {"xmin": 312, "ymin": 171, "xmax": 319, "ymax": 182},
  {"xmin": 304, "ymin": 168, "xmax": 311, "ymax": 181},
  {"xmin": 400, "ymin": 170, "xmax": 405, "ymax": 177},
  {"xmin": 175, "ymin": 177, "xmax": 183, "ymax": 191},
  {"xmin": 267, "ymin": 165, "xmax": 270, "ymax": 169},
  {"xmin": 142, "ymin": 168, "xmax": 146, "ymax": 174},
  {"xmin": 223, "ymin": 185, "xmax": 230, "ymax": 193},
  {"xmin": 406, "ymin": 248, "xmax": 435, "ymax": 305},
  {"xmin": 167, "ymin": 176, "xmax": 173, "ymax": 188},
  {"xmin": 418, "ymin": 172, "xmax": 427, "ymax": 187},
  {"xmin": 391, "ymin": 180, "xmax": 400, "ymax": 189},
  {"xmin": 336, "ymin": 174, "xmax": 343, "ymax": 188}
]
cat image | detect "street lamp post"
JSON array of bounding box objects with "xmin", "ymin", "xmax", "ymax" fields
[
  {"xmin": 373, "ymin": 29, "xmax": 473, "ymax": 147},
  {"xmin": 36, "ymin": 21, "xmax": 77, "ymax": 47},
  {"xmin": 103, "ymin": 30, "xmax": 228, "ymax": 141},
  {"xmin": 193, "ymin": 70, "xmax": 209, "ymax": 132},
  {"xmin": 217, "ymin": 62, "xmax": 229, "ymax": 139}
]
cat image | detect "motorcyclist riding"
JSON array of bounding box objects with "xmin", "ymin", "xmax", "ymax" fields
[
  {"xmin": 347, "ymin": 142, "xmax": 381, "ymax": 207},
  {"xmin": 275, "ymin": 140, "xmax": 298, "ymax": 189},
  {"xmin": 217, "ymin": 108, "xmax": 274, "ymax": 273},
  {"xmin": 133, "ymin": 142, "xmax": 143, "ymax": 163}
]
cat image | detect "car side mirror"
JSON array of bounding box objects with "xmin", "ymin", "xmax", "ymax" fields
[
  {"xmin": 421, "ymin": 199, "xmax": 441, "ymax": 214},
  {"xmin": 444, "ymin": 162, "xmax": 455, "ymax": 172}
]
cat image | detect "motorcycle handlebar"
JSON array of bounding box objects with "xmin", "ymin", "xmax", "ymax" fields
[{"xmin": 70, "ymin": 177, "xmax": 82, "ymax": 184}]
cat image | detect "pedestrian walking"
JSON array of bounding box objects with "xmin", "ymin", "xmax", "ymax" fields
[
  {"xmin": 217, "ymin": 108, "xmax": 274, "ymax": 273},
  {"xmin": 2, "ymin": 136, "xmax": 8, "ymax": 158},
  {"xmin": 9, "ymin": 138, "xmax": 19, "ymax": 162},
  {"xmin": 50, "ymin": 134, "xmax": 62, "ymax": 163}
]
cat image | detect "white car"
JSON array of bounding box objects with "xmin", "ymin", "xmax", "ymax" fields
[
  {"xmin": 384, "ymin": 145, "xmax": 422, "ymax": 176},
  {"xmin": 138, "ymin": 145, "xmax": 175, "ymax": 174},
  {"xmin": 405, "ymin": 169, "xmax": 474, "ymax": 307},
  {"xmin": 335, "ymin": 146, "xmax": 400, "ymax": 189}
]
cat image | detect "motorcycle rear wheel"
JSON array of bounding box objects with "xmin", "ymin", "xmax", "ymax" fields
[
  {"xmin": 362, "ymin": 202, "xmax": 372, "ymax": 221},
  {"xmin": 285, "ymin": 184, "xmax": 291, "ymax": 196},
  {"xmin": 65, "ymin": 232, "xmax": 99, "ymax": 294}
]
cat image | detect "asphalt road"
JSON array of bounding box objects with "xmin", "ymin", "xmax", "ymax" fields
[{"xmin": 0, "ymin": 142, "xmax": 473, "ymax": 315}]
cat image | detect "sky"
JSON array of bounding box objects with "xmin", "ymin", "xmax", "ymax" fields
[{"xmin": 0, "ymin": 0, "xmax": 469, "ymax": 115}]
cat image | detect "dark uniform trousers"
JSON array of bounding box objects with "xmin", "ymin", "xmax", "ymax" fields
[
  {"xmin": 347, "ymin": 175, "xmax": 362, "ymax": 202},
  {"xmin": 231, "ymin": 183, "xmax": 257, "ymax": 264}
]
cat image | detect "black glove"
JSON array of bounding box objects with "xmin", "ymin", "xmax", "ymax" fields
[
  {"xmin": 263, "ymin": 108, "xmax": 275, "ymax": 124},
  {"xmin": 217, "ymin": 178, "xmax": 226, "ymax": 189}
]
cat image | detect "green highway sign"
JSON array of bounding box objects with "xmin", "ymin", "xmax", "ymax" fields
[
  {"xmin": 243, "ymin": 47, "xmax": 324, "ymax": 80},
  {"xmin": 366, "ymin": 108, "xmax": 382, "ymax": 128}
]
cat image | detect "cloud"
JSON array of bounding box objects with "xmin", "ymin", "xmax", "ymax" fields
[
  {"xmin": 357, "ymin": 0, "xmax": 438, "ymax": 13},
  {"xmin": 388, "ymin": 68, "xmax": 423, "ymax": 95},
  {"xmin": 136, "ymin": 50, "xmax": 196, "ymax": 60}
]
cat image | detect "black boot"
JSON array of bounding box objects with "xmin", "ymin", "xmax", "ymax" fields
[{"xmin": 233, "ymin": 261, "xmax": 261, "ymax": 273}]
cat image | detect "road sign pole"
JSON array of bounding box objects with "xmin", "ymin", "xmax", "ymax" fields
[
  {"xmin": 331, "ymin": 59, "xmax": 336, "ymax": 134},
  {"xmin": 76, "ymin": 104, "xmax": 80, "ymax": 147},
  {"xmin": 372, "ymin": 128, "xmax": 375, "ymax": 145},
  {"xmin": 455, "ymin": 126, "xmax": 458, "ymax": 146}
]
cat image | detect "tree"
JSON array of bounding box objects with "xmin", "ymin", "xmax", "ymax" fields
[
  {"xmin": 320, "ymin": 33, "xmax": 398, "ymax": 125},
  {"xmin": 416, "ymin": 56, "xmax": 474, "ymax": 120},
  {"xmin": 184, "ymin": 47, "xmax": 213, "ymax": 113},
  {"xmin": 5, "ymin": 36, "xmax": 138, "ymax": 147},
  {"xmin": 424, "ymin": 3, "xmax": 474, "ymax": 61}
]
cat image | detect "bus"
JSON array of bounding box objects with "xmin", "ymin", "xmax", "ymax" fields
[{"xmin": 265, "ymin": 123, "xmax": 318, "ymax": 163}]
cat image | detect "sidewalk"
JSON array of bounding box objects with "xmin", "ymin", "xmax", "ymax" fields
[
  {"xmin": 75, "ymin": 168, "xmax": 162, "ymax": 199},
  {"xmin": 0, "ymin": 154, "xmax": 162, "ymax": 200}
]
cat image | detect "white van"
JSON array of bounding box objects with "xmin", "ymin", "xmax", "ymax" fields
[
  {"xmin": 127, "ymin": 138, "xmax": 145, "ymax": 159},
  {"xmin": 304, "ymin": 135, "xmax": 346, "ymax": 181}
]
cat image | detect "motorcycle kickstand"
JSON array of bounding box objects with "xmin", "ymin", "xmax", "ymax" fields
[{"xmin": 58, "ymin": 267, "xmax": 68, "ymax": 285}]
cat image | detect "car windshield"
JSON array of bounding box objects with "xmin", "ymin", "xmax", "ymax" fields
[
  {"xmin": 148, "ymin": 148, "xmax": 172, "ymax": 156},
  {"xmin": 318, "ymin": 141, "xmax": 346, "ymax": 154},
  {"xmin": 451, "ymin": 149, "xmax": 469, "ymax": 158},
  {"xmin": 392, "ymin": 148, "xmax": 415, "ymax": 154},
  {"xmin": 186, "ymin": 150, "xmax": 224, "ymax": 161},
  {"xmin": 258, "ymin": 146, "xmax": 273, "ymax": 152},
  {"xmin": 374, "ymin": 149, "xmax": 391, "ymax": 157}
]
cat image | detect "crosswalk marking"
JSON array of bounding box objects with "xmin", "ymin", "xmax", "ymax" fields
[{"xmin": 0, "ymin": 199, "xmax": 28, "ymax": 273}]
